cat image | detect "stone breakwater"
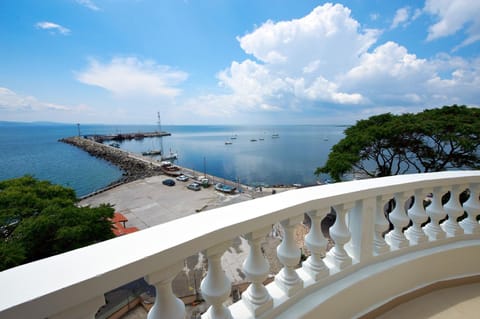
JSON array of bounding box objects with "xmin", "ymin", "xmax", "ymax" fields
[{"xmin": 60, "ymin": 136, "xmax": 163, "ymax": 185}]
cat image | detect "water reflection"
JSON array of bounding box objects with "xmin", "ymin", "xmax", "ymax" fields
[{"xmin": 119, "ymin": 125, "xmax": 345, "ymax": 186}]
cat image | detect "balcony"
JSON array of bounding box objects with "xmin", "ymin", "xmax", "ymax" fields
[{"xmin": 1, "ymin": 171, "xmax": 479, "ymax": 319}]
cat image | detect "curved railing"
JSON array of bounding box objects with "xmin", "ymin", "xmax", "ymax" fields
[{"xmin": 1, "ymin": 171, "xmax": 479, "ymax": 319}]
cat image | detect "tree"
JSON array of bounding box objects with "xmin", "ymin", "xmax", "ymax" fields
[
  {"xmin": 0, "ymin": 176, "xmax": 115, "ymax": 271},
  {"xmin": 316, "ymin": 105, "xmax": 480, "ymax": 181}
]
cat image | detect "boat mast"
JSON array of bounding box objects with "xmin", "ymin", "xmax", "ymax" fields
[{"xmin": 157, "ymin": 111, "xmax": 164, "ymax": 156}]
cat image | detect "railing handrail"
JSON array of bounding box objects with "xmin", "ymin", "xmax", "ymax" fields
[{"xmin": 1, "ymin": 170, "xmax": 479, "ymax": 318}]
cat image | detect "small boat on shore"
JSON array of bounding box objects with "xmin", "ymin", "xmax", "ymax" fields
[
  {"xmin": 160, "ymin": 161, "xmax": 181, "ymax": 176},
  {"xmin": 215, "ymin": 183, "xmax": 236, "ymax": 194}
]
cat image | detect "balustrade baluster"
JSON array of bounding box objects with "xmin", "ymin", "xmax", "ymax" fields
[
  {"xmin": 144, "ymin": 262, "xmax": 185, "ymax": 319},
  {"xmin": 50, "ymin": 295, "xmax": 105, "ymax": 319},
  {"xmin": 275, "ymin": 215, "xmax": 304, "ymax": 297},
  {"xmin": 442, "ymin": 185, "xmax": 466, "ymax": 237},
  {"xmin": 459, "ymin": 183, "xmax": 480, "ymax": 234},
  {"xmin": 325, "ymin": 203, "xmax": 353, "ymax": 270},
  {"xmin": 241, "ymin": 227, "xmax": 273, "ymax": 317},
  {"xmin": 423, "ymin": 187, "xmax": 447, "ymax": 241},
  {"xmin": 303, "ymin": 209, "xmax": 329, "ymax": 280},
  {"xmin": 385, "ymin": 193, "xmax": 410, "ymax": 249},
  {"xmin": 405, "ymin": 189, "xmax": 429, "ymax": 245},
  {"xmin": 200, "ymin": 241, "xmax": 233, "ymax": 319},
  {"xmin": 373, "ymin": 196, "xmax": 391, "ymax": 255}
]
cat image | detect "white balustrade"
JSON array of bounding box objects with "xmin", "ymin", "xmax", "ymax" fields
[
  {"xmin": 145, "ymin": 262, "xmax": 185, "ymax": 319},
  {"xmin": 303, "ymin": 209, "xmax": 329, "ymax": 280},
  {"xmin": 405, "ymin": 189, "xmax": 429, "ymax": 245},
  {"xmin": 50, "ymin": 295, "xmax": 105, "ymax": 319},
  {"xmin": 424, "ymin": 187, "xmax": 447, "ymax": 241},
  {"xmin": 325, "ymin": 203, "xmax": 353, "ymax": 270},
  {"xmin": 201, "ymin": 241, "xmax": 233, "ymax": 319},
  {"xmin": 460, "ymin": 183, "xmax": 480, "ymax": 234},
  {"xmin": 241, "ymin": 227, "xmax": 273, "ymax": 317},
  {"xmin": 1, "ymin": 171, "xmax": 480, "ymax": 319},
  {"xmin": 373, "ymin": 196, "xmax": 391, "ymax": 255},
  {"xmin": 275, "ymin": 215, "xmax": 304, "ymax": 297},
  {"xmin": 442, "ymin": 185, "xmax": 466, "ymax": 237},
  {"xmin": 385, "ymin": 193, "xmax": 410, "ymax": 249}
]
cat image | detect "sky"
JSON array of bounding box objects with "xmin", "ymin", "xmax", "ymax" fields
[{"xmin": 0, "ymin": 0, "xmax": 479, "ymax": 125}]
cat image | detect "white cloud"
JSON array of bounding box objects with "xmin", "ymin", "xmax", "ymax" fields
[
  {"xmin": 391, "ymin": 7, "xmax": 410, "ymax": 29},
  {"xmin": 0, "ymin": 87, "xmax": 71, "ymax": 112},
  {"xmin": 76, "ymin": 0, "xmax": 100, "ymax": 11},
  {"xmin": 424, "ymin": 0, "xmax": 480, "ymax": 49},
  {"xmin": 214, "ymin": 3, "xmax": 377, "ymax": 110},
  {"xmin": 35, "ymin": 21, "xmax": 70, "ymax": 35},
  {"xmin": 76, "ymin": 57, "xmax": 188, "ymax": 97},
  {"xmin": 176, "ymin": 3, "xmax": 480, "ymax": 123}
]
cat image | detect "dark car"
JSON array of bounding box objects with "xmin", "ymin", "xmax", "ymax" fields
[{"xmin": 162, "ymin": 179, "xmax": 175, "ymax": 186}]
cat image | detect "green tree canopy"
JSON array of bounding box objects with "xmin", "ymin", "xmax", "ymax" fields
[
  {"xmin": 0, "ymin": 176, "xmax": 115, "ymax": 271},
  {"xmin": 316, "ymin": 105, "xmax": 480, "ymax": 181}
]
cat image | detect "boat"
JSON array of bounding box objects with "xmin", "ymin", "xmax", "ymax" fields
[
  {"xmin": 142, "ymin": 149, "xmax": 161, "ymax": 156},
  {"xmin": 215, "ymin": 183, "xmax": 236, "ymax": 194},
  {"xmin": 272, "ymin": 133, "xmax": 280, "ymax": 138},
  {"xmin": 160, "ymin": 161, "xmax": 181, "ymax": 177},
  {"xmin": 250, "ymin": 139, "xmax": 257, "ymax": 142},
  {"xmin": 225, "ymin": 141, "xmax": 232, "ymax": 145},
  {"xmin": 143, "ymin": 112, "xmax": 178, "ymax": 161},
  {"xmin": 110, "ymin": 142, "xmax": 120, "ymax": 148}
]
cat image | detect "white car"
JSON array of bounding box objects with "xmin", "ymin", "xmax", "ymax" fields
[{"xmin": 176, "ymin": 174, "xmax": 189, "ymax": 182}]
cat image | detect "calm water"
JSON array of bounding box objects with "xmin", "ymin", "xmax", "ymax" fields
[{"xmin": 0, "ymin": 123, "xmax": 346, "ymax": 196}]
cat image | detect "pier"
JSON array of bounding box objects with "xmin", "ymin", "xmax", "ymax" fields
[{"xmin": 84, "ymin": 131, "xmax": 171, "ymax": 143}]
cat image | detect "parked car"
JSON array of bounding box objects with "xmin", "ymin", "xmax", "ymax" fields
[
  {"xmin": 162, "ymin": 179, "xmax": 175, "ymax": 186},
  {"xmin": 187, "ymin": 182, "xmax": 201, "ymax": 191},
  {"xmin": 176, "ymin": 174, "xmax": 189, "ymax": 182}
]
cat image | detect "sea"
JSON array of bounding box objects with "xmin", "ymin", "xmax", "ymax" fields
[{"xmin": 0, "ymin": 122, "xmax": 347, "ymax": 197}]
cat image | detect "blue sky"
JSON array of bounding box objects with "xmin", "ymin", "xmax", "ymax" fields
[{"xmin": 0, "ymin": 0, "xmax": 479, "ymax": 125}]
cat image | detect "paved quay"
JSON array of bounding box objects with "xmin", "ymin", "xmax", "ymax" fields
[{"xmin": 80, "ymin": 175, "xmax": 255, "ymax": 230}]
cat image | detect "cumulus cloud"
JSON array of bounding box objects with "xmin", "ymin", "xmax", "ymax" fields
[
  {"xmin": 424, "ymin": 0, "xmax": 480, "ymax": 49},
  {"xmin": 391, "ymin": 7, "xmax": 410, "ymax": 29},
  {"xmin": 35, "ymin": 21, "xmax": 70, "ymax": 35},
  {"xmin": 0, "ymin": 87, "xmax": 71, "ymax": 111},
  {"xmin": 182, "ymin": 3, "xmax": 479, "ymax": 123},
  {"xmin": 76, "ymin": 57, "xmax": 188, "ymax": 97},
  {"xmin": 76, "ymin": 0, "xmax": 100, "ymax": 11},
  {"xmin": 214, "ymin": 3, "xmax": 377, "ymax": 112}
]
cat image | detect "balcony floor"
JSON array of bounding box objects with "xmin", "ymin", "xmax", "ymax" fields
[{"xmin": 376, "ymin": 282, "xmax": 480, "ymax": 319}]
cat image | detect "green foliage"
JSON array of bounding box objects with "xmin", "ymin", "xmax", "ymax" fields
[
  {"xmin": 0, "ymin": 176, "xmax": 115, "ymax": 271},
  {"xmin": 317, "ymin": 105, "xmax": 480, "ymax": 181}
]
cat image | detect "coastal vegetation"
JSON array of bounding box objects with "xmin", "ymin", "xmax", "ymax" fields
[
  {"xmin": 0, "ymin": 176, "xmax": 115, "ymax": 271},
  {"xmin": 317, "ymin": 105, "xmax": 480, "ymax": 181}
]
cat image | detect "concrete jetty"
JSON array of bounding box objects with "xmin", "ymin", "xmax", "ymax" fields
[{"xmin": 84, "ymin": 131, "xmax": 171, "ymax": 143}]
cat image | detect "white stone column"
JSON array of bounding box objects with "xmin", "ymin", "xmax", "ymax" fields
[
  {"xmin": 385, "ymin": 193, "xmax": 410, "ymax": 249},
  {"xmin": 144, "ymin": 262, "xmax": 185, "ymax": 319},
  {"xmin": 442, "ymin": 185, "xmax": 466, "ymax": 237},
  {"xmin": 50, "ymin": 295, "xmax": 105, "ymax": 319},
  {"xmin": 405, "ymin": 189, "xmax": 429, "ymax": 245},
  {"xmin": 241, "ymin": 227, "xmax": 273, "ymax": 317},
  {"xmin": 303, "ymin": 209, "xmax": 329, "ymax": 281},
  {"xmin": 373, "ymin": 196, "xmax": 390, "ymax": 255},
  {"xmin": 459, "ymin": 183, "xmax": 480, "ymax": 234},
  {"xmin": 275, "ymin": 215, "xmax": 304, "ymax": 297},
  {"xmin": 423, "ymin": 187, "xmax": 447, "ymax": 241},
  {"xmin": 200, "ymin": 241, "xmax": 233, "ymax": 319},
  {"xmin": 325, "ymin": 203, "xmax": 353, "ymax": 270}
]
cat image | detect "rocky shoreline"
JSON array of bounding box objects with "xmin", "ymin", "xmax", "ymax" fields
[{"xmin": 60, "ymin": 136, "xmax": 164, "ymax": 185}]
